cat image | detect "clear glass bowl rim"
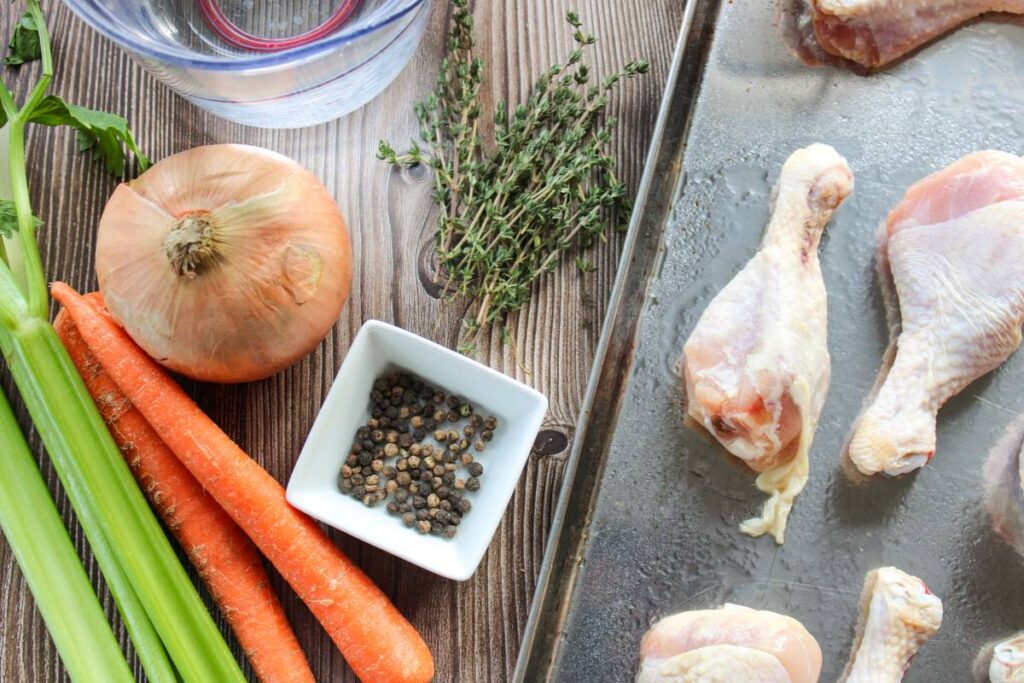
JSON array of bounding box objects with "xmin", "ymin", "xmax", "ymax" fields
[{"xmin": 62, "ymin": 0, "xmax": 428, "ymax": 71}]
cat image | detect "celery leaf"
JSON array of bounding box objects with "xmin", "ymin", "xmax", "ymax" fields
[
  {"xmin": 0, "ymin": 199, "xmax": 41, "ymax": 238},
  {"xmin": 5, "ymin": 12, "xmax": 41, "ymax": 67},
  {"xmin": 28, "ymin": 96, "xmax": 151, "ymax": 177}
]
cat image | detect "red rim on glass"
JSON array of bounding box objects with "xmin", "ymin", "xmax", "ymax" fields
[{"xmin": 197, "ymin": 0, "xmax": 364, "ymax": 52}]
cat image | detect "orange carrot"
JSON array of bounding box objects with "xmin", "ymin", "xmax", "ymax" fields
[
  {"xmin": 55, "ymin": 300, "xmax": 315, "ymax": 683},
  {"xmin": 52, "ymin": 283, "xmax": 435, "ymax": 683}
]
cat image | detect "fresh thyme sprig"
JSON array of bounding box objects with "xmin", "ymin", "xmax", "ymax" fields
[{"xmin": 379, "ymin": 1, "xmax": 648, "ymax": 352}]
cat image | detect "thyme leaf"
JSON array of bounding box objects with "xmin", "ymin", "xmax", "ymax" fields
[{"xmin": 380, "ymin": 0, "xmax": 648, "ymax": 346}]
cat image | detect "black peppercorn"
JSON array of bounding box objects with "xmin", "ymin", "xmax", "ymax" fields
[
  {"xmin": 457, "ymin": 498, "xmax": 472, "ymax": 514},
  {"xmin": 386, "ymin": 501, "xmax": 399, "ymax": 515},
  {"xmin": 459, "ymin": 403, "xmax": 472, "ymax": 417},
  {"xmin": 467, "ymin": 462, "xmax": 483, "ymax": 477},
  {"xmin": 412, "ymin": 496, "xmax": 427, "ymax": 509},
  {"xmin": 481, "ymin": 429, "xmax": 494, "ymax": 442},
  {"xmin": 394, "ymin": 488, "xmax": 409, "ymax": 504},
  {"xmin": 416, "ymin": 521, "xmax": 430, "ymax": 534},
  {"xmin": 466, "ymin": 476, "xmax": 481, "ymax": 492},
  {"xmin": 444, "ymin": 526, "xmax": 458, "ymax": 539},
  {"xmin": 431, "ymin": 521, "xmax": 445, "ymax": 535},
  {"xmin": 402, "ymin": 512, "xmax": 416, "ymax": 527}
]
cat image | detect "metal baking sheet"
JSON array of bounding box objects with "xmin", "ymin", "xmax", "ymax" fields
[{"xmin": 516, "ymin": 1, "xmax": 1024, "ymax": 680}]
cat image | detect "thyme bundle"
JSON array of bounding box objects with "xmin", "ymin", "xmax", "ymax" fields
[{"xmin": 379, "ymin": 1, "xmax": 648, "ymax": 352}]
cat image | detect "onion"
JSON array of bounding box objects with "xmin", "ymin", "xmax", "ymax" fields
[{"xmin": 95, "ymin": 144, "xmax": 352, "ymax": 383}]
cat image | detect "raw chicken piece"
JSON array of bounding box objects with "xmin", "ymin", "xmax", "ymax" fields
[
  {"xmin": 779, "ymin": 0, "xmax": 1024, "ymax": 69},
  {"xmin": 636, "ymin": 604, "xmax": 822, "ymax": 683},
  {"xmin": 839, "ymin": 567, "xmax": 942, "ymax": 683},
  {"xmin": 975, "ymin": 632, "xmax": 1024, "ymax": 682},
  {"xmin": 847, "ymin": 151, "xmax": 1024, "ymax": 477},
  {"xmin": 681, "ymin": 144, "xmax": 853, "ymax": 542},
  {"xmin": 983, "ymin": 413, "xmax": 1024, "ymax": 557}
]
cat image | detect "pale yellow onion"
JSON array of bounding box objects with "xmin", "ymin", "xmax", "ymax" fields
[{"xmin": 95, "ymin": 144, "xmax": 352, "ymax": 383}]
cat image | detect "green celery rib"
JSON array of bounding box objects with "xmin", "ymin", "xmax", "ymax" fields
[
  {"xmin": 0, "ymin": 325, "xmax": 178, "ymax": 683},
  {"xmin": 5, "ymin": 318, "xmax": 245, "ymax": 682},
  {"xmin": 0, "ymin": 383, "xmax": 133, "ymax": 682}
]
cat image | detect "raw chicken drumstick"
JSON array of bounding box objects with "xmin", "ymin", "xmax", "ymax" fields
[
  {"xmin": 975, "ymin": 632, "xmax": 1024, "ymax": 682},
  {"xmin": 636, "ymin": 604, "xmax": 822, "ymax": 683},
  {"xmin": 983, "ymin": 413, "xmax": 1024, "ymax": 557},
  {"xmin": 783, "ymin": 0, "xmax": 1024, "ymax": 69},
  {"xmin": 839, "ymin": 567, "xmax": 943, "ymax": 683},
  {"xmin": 681, "ymin": 143, "xmax": 853, "ymax": 543},
  {"xmin": 848, "ymin": 151, "xmax": 1024, "ymax": 477}
]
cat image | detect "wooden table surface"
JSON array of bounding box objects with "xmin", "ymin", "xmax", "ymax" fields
[{"xmin": 0, "ymin": 1, "xmax": 683, "ymax": 680}]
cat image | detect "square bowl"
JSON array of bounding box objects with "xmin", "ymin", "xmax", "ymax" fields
[{"xmin": 286, "ymin": 320, "xmax": 548, "ymax": 581}]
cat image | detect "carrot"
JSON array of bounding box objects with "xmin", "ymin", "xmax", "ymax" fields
[
  {"xmin": 54, "ymin": 300, "xmax": 315, "ymax": 683},
  {"xmin": 52, "ymin": 283, "xmax": 435, "ymax": 683}
]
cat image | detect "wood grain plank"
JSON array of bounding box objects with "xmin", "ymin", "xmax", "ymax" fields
[{"xmin": 0, "ymin": 0, "xmax": 684, "ymax": 680}]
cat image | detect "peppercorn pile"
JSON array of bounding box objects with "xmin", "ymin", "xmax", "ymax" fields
[{"xmin": 339, "ymin": 371, "xmax": 496, "ymax": 538}]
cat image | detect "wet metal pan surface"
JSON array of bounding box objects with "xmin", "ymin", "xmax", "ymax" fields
[{"xmin": 516, "ymin": 1, "xmax": 1024, "ymax": 681}]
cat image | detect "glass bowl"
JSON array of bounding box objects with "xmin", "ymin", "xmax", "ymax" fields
[{"xmin": 63, "ymin": 0, "xmax": 431, "ymax": 128}]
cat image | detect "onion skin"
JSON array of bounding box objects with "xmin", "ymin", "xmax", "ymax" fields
[{"xmin": 95, "ymin": 144, "xmax": 352, "ymax": 383}]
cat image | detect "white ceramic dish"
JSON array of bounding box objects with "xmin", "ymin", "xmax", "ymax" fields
[{"xmin": 287, "ymin": 320, "xmax": 548, "ymax": 581}]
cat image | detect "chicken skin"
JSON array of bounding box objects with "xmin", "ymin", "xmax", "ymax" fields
[
  {"xmin": 984, "ymin": 413, "xmax": 1024, "ymax": 557},
  {"xmin": 781, "ymin": 0, "xmax": 1024, "ymax": 69},
  {"xmin": 848, "ymin": 151, "xmax": 1024, "ymax": 477},
  {"xmin": 637, "ymin": 604, "xmax": 822, "ymax": 683},
  {"xmin": 839, "ymin": 567, "xmax": 943, "ymax": 683},
  {"xmin": 681, "ymin": 144, "xmax": 853, "ymax": 542},
  {"xmin": 975, "ymin": 632, "xmax": 1024, "ymax": 683}
]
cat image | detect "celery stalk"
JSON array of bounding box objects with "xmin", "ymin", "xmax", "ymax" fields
[
  {"xmin": 4, "ymin": 321, "xmax": 243, "ymax": 681},
  {"xmin": 0, "ymin": 326, "xmax": 178, "ymax": 683},
  {"xmin": 0, "ymin": 2, "xmax": 247, "ymax": 681},
  {"xmin": 0, "ymin": 382, "xmax": 133, "ymax": 682}
]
